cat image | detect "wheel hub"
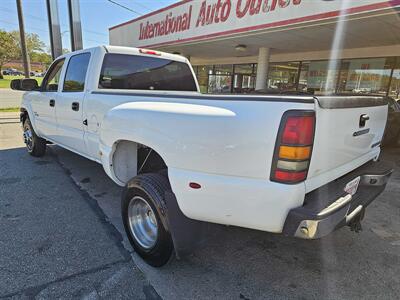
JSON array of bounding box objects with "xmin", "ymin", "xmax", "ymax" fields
[
  {"xmin": 128, "ymin": 196, "xmax": 158, "ymax": 249},
  {"xmin": 23, "ymin": 128, "xmax": 33, "ymax": 151}
]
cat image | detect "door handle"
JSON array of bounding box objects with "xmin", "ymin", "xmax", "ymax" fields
[
  {"xmin": 71, "ymin": 102, "xmax": 80, "ymax": 111},
  {"xmin": 49, "ymin": 99, "xmax": 55, "ymax": 107},
  {"xmin": 359, "ymin": 114, "xmax": 370, "ymax": 127}
]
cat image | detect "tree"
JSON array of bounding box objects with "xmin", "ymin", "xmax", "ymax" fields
[
  {"xmin": 1, "ymin": 30, "xmax": 53, "ymax": 76},
  {"xmin": 10, "ymin": 31, "xmax": 45, "ymax": 60},
  {"xmin": 0, "ymin": 29, "xmax": 19, "ymax": 79},
  {"xmin": 31, "ymin": 51, "xmax": 52, "ymax": 68}
]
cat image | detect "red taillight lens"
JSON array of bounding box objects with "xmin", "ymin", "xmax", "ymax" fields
[
  {"xmin": 274, "ymin": 170, "xmax": 307, "ymax": 183},
  {"xmin": 282, "ymin": 116, "xmax": 315, "ymax": 145},
  {"xmin": 271, "ymin": 111, "xmax": 315, "ymax": 184}
]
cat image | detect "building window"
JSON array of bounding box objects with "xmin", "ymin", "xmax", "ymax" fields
[
  {"xmin": 208, "ymin": 64, "xmax": 233, "ymax": 93},
  {"xmin": 214, "ymin": 64, "xmax": 233, "ymax": 75},
  {"xmin": 337, "ymin": 58, "xmax": 393, "ymax": 95},
  {"xmin": 389, "ymin": 69, "xmax": 400, "ymax": 99},
  {"xmin": 194, "ymin": 57, "xmax": 399, "ymax": 96},
  {"xmin": 299, "ymin": 61, "xmax": 340, "ymax": 95},
  {"xmin": 233, "ymin": 64, "xmax": 256, "ymax": 93},
  {"xmin": 388, "ymin": 57, "xmax": 400, "ymax": 99},
  {"xmin": 197, "ymin": 65, "xmax": 213, "ymax": 93},
  {"xmin": 208, "ymin": 75, "xmax": 232, "ymax": 93},
  {"xmin": 267, "ymin": 62, "xmax": 300, "ymax": 92}
]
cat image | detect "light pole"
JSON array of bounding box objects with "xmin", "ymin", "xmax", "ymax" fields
[
  {"xmin": 67, "ymin": 0, "xmax": 83, "ymax": 51},
  {"xmin": 16, "ymin": 0, "xmax": 30, "ymax": 78},
  {"xmin": 46, "ymin": 0, "xmax": 63, "ymax": 60}
]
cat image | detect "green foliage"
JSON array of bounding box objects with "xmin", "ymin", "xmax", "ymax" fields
[
  {"xmin": 0, "ymin": 29, "xmax": 52, "ymax": 72},
  {"xmin": 31, "ymin": 52, "xmax": 52, "ymax": 67},
  {"xmin": 0, "ymin": 107, "xmax": 20, "ymax": 112},
  {"xmin": 0, "ymin": 29, "xmax": 19, "ymax": 71},
  {"xmin": 10, "ymin": 30, "xmax": 46, "ymax": 60}
]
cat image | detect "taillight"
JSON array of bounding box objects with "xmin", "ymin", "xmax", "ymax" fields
[
  {"xmin": 139, "ymin": 49, "xmax": 161, "ymax": 56},
  {"xmin": 271, "ymin": 111, "xmax": 315, "ymax": 184}
]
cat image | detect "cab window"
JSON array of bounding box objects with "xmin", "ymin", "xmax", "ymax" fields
[
  {"xmin": 99, "ymin": 53, "xmax": 197, "ymax": 92},
  {"xmin": 63, "ymin": 53, "xmax": 91, "ymax": 92},
  {"xmin": 42, "ymin": 59, "xmax": 65, "ymax": 92}
]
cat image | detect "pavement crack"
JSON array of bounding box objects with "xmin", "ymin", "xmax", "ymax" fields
[{"xmin": 0, "ymin": 260, "xmax": 129, "ymax": 299}]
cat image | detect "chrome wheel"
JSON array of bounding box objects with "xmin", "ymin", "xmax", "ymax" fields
[
  {"xmin": 23, "ymin": 125, "xmax": 34, "ymax": 151},
  {"xmin": 128, "ymin": 196, "xmax": 158, "ymax": 249}
]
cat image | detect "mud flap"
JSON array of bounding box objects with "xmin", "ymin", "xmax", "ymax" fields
[{"xmin": 164, "ymin": 191, "xmax": 210, "ymax": 259}]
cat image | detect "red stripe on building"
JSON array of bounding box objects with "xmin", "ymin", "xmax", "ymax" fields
[{"xmin": 141, "ymin": 1, "xmax": 400, "ymax": 48}]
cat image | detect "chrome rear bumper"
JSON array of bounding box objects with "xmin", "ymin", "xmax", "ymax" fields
[{"xmin": 283, "ymin": 160, "xmax": 393, "ymax": 239}]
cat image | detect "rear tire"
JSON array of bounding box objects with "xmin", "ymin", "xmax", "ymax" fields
[
  {"xmin": 122, "ymin": 173, "xmax": 173, "ymax": 267},
  {"xmin": 23, "ymin": 118, "xmax": 46, "ymax": 157}
]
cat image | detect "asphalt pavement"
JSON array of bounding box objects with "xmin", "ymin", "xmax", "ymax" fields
[
  {"xmin": 0, "ymin": 119, "xmax": 160, "ymax": 298},
  {"xmin": 0, "ymin": 89, "xmax": 24, "ymax": 109},
  {"xmin": 1, "ymin": 120, "xmax": 400, "ymax": 299}
]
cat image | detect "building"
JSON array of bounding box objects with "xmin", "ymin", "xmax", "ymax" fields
[
  {"xmin": 109, "ymin": 0, "xmax": 400, "ymax": 99},
  {"xmin": 4, "ymin": 60, "xmax": 47, "ymax": 73}
]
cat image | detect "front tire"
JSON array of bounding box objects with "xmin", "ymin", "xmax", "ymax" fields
[
  {"xmin": 122, "ymin": 173, "xmax": 173, "ymax": 267},
  {"xmin": 23, "ymin": 118, "xmax": 46, "ymax": 157}
]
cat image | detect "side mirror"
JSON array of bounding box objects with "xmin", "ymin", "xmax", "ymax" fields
[
  {"xmin": 10, "ymin": 79, "xmax": 22, "ymax": 90},
  {"xmin": 10, "ymin": 78, "xmax": 39, "ymax": 91},
  {"xmin": 20, "ymin": 78, "xmax": 39, "ymax": 91}
]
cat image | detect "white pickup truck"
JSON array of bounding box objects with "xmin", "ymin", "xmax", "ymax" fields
[{"xmin": 12, "ymin": 46, "xmax": 393, "ymax": 267}]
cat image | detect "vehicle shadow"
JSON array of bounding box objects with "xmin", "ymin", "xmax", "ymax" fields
[{"xmin": 49, "ymin": 145, "xmax": 400, "ymax": 300}]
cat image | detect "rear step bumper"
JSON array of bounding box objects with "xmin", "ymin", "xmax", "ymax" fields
[{"xmin": 282, "ymin": 159, "xmax": 393, "ymax": 239}]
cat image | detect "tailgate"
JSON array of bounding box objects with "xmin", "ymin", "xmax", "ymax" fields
[{"xmin": 306, "ymin": 96, "xmax": 388, "ymax": 192}]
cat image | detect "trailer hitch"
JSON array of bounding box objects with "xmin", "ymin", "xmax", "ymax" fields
[{"xmin": 347, "ymin": 208, "xmax": 365, "ymax": 233}]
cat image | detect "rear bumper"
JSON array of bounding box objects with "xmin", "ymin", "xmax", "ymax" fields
[{"xmin": 282, "ymin": 159, "xmax": 393, "ymax": 239}]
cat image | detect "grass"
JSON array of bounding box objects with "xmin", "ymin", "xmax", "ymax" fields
[
  {"xmin": 0, "ymin": 75, "xmax": 43, "ymax": 89},
  {"xmin": 0, "ymin": 107, "xmax": 20, "ymax": 112}
]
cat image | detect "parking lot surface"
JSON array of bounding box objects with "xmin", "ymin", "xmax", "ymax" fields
[
  {"xmin": 0, "ymin": 89, "xmax": 24, "ymax": 109},
  {"xmin": 1, "ymin": 120, "xmax": 400, "ymax": 299},
  {"xmin": 0, "ymin": 119, "xmax": 159, "ymax": 299}
]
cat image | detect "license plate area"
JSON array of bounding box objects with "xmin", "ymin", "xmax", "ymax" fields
[{"xmin": 344, "ymin": 176, "xmax": 361, "ymax": 196}]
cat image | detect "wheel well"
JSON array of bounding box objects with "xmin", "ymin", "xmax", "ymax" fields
[
  {"xmin": 20, "ymin": 108, "xmax": 28, "ymax": 123},
  {"xmin": 112, "ymin": 140, "xmax": 167, "ymax": 184}
]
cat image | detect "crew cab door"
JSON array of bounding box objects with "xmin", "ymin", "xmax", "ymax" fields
[
  {"xmin": 55, "ymin": 52, "xmax": 91, "ymax": 154},
  {"xmin": 30, "ymin": 58, "xmax": 65, "ymax": 140}
]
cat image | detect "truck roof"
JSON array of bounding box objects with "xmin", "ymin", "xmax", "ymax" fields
[
  {"xmin": 57, "ymin": 45, "xmax": 188, "ymax": 64},
  {"xmin": 104, "ymin": 45, "xmax": 188, "ymax": 63}
]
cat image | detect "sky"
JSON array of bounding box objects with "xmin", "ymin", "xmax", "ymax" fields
[{"xmin": 0, "ymin": 0, "xmax": 176, "ymax": 52}]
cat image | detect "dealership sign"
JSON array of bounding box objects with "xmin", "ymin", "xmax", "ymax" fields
[{"xmin": 109, "ymin": 0, "xmax": 400, "ymax": 48}]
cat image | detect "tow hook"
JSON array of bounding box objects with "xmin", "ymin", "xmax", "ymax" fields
[{"xmin": 348, "ymin": 209, "xmax": 365, "ymax": 233}]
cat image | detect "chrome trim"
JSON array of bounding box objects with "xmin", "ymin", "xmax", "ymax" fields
[
  {"xmin": 353, "ymin": 128, "xmax": 370, "ymax": 137},
  {"xmin": 23, "ymin": 127, "xmax": 33, "ymax": 151},
  {"xmin": 317, "ymin": 194, "xmax": 352, "ymax": 218},
  {"xmin": 293, "ymin": 170, "xmax": 392, "ymax": 239},
  {"xmin": 346, "ymin": 205, "xmax": 363, "ymax": 223},
  {"xmin": 127, "ymin": 196, "xmax": 158, "ymax": 249},
  {"xmin": 295, "ymin": 220, "xmax": 321, "ymax": 239},
  {"xmin": 359, "ymin": 172, "xmax": 392, "ymax": 186}
]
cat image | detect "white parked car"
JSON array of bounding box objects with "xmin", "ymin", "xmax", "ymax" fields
[{"xmin": 12, "ymin": 46, "xmax": 393, "ymax": 267}]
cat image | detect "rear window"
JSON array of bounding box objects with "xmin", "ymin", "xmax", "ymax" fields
[{"xmin": 99, "ymin": 53, "xmax": 197, "ymax": 92}]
